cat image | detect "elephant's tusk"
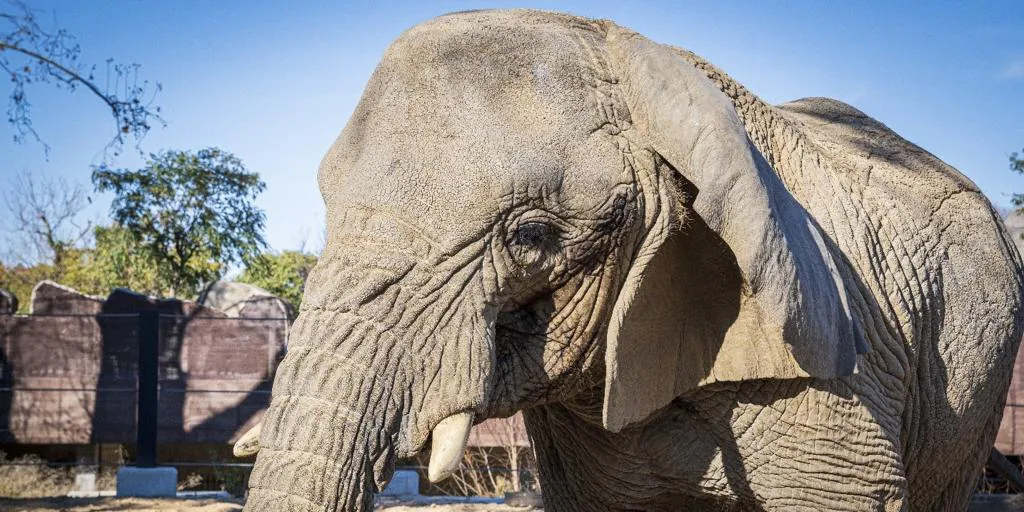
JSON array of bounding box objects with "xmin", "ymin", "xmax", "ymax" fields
[
  {"xmin": 427, "ymin": 411, "xmax": 474, "ymax": 483},
  {"xmin": 233, "ymin": 422, "xmax": 262, "ymax": 457}
]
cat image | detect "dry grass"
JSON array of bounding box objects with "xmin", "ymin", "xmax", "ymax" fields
[
  {"xmin": 0, "ymin": 452, "xmax": 119, "ymax": 499},
  {"xmin": 0, "ymin": 453, "xmax": 74, "ymax": 498}
]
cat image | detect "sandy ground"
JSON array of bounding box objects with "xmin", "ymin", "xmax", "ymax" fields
[
  {"xmin": 375, "ymin": 496, "xmax": 539, "ymax": 511},
  {"xmin": 378, "ymin": 506, "xmax": 534, "ymax": 511},
  {"xmin": 0, "ymin": 496, "xmax": 540, "ymax": 511},
  {"xmin": 0, "ymin": 497, "xmax": 243, "ymax": 512}
]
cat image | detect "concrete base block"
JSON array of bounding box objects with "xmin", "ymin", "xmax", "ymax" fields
[
  {"xmin": 505, "ymin": 491, "xmax": 544, "ymax": 507},
  {"xmin": 116, "ymin": 466, "xmax": 178, "ymax": 497},
  {"xmin": 72, "ymin": 472, "xmax": 97, "ymax": 493},
  {"xmin": 380, "ymin": 470, "xmax": 419, "ymax": 496}
]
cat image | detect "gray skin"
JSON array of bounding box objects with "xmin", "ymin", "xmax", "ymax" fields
[{"xmin": 244, "ymin": 10, "xmax": 1024, "ymax": 512}]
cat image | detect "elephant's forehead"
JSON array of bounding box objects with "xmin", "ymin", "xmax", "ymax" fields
[{"xmin": 318, "ymin": 12, "xmax": 631, "ymax": 248}]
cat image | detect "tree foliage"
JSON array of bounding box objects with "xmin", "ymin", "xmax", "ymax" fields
[
  {"xmin": 0, "ymin": 0, "xmax": 162, "ymax": 154},
  {"xmin": 0, "ymin": 260, "xmax": 53, "ymax": 313},
  {"xmin": 62, "ymin": 224, "xmax": 163, "ymax": 297},
  {"xmin": 92, "ymin": 148, "xmax": 267, "ymax": 298},
  {"xmin": 0, "ymin": 224, "xmax": 169, "ymax": 312},
  {"xmin": 90, "ymin": 224, "xmax": 162, "ymax": 295},
  {"xmin": 237, "ymin": 250, "xmax": 318, "ymax": 313}
]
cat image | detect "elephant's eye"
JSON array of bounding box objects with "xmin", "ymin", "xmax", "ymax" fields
[{"xmin": 510, "ymin": 221, "xmax": 557, "ymax": 250}]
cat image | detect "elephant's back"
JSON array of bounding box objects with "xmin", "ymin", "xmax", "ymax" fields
[
  {"xmin": 684, "ymin": 51, "xmax": 1024, "ymax": 373},
  {"xmin": 776, "ymin": 97, "xmax": 979, "ymax": 193},
  {"xmin": 775, "ymin": 97, "xmax": 1006, "ymax": 255}
]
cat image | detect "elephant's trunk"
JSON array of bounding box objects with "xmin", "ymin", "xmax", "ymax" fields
[
  {"xmin": 245, "ymin": 314, "xmax": 402, "ymax": 511},
  {"xmin": 244, "ymin": 237, "xmax": 495, "ymax": 511}
]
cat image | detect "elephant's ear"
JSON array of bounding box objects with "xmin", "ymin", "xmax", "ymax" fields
[{"xmin": 601, "ymin": 26, "xmax": 866, "ymax": 432}]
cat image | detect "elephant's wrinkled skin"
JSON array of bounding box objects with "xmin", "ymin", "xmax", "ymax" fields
[{"xmin": 244, "ymin": 10, "xmax": 1024, "ymax": 511}]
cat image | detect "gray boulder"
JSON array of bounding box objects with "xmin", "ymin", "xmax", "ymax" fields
[
  {"xmin": 198, "ymin": 281, "xmax": 290, "ymax": 319},
  {"xmin": 30, "ymin": 280, "xmax": 103, "ymax": 315}
]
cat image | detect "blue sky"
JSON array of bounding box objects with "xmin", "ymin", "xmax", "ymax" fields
[{"xmin": 2, "ymin": 1, "xmax": 1023, "ymax": 255}]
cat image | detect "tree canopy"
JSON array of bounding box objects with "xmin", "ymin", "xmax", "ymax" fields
[
  {"xmin": 1, "ymin": 150, "xmax": 271, "ymax": 309},
  {"xmin": 92, "ymin": 148, "xmax": 267, "ymax": 298},
  {"xmin": 77, "ymin": 224, "xmax": 163, "ymax": 296},
  {"xmin": 1, "ymin": 223, "xmax": 181, "ymax": 312},
  {"xmin": 0, "ymin": 260, "xmax": 53, "ymax": 313}
]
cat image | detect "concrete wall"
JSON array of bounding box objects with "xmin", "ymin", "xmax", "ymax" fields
[{"xmin": 0, "ymin": 282, "xmax": 287, "ymax": 444}]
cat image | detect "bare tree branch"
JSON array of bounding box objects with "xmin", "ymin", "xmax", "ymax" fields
[
  {"xmin": 1, "ymin": 169, "xmax": 92, "ymax": 268},
  {"xmin": 0, "ymin": 0, "xmax": 163, "ymax": 157}
]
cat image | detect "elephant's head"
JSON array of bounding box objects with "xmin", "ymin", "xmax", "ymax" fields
[{"xmin": 244, "ymin": 10, "xmax": 864, "ymax": 511}]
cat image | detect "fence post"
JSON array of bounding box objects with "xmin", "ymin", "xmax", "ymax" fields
[{"xmin": 136, "ymin": 310, "xmax": 159, "ymax": 468}]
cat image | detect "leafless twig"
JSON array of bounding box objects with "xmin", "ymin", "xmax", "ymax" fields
[
  {"xmin": 0, "ymin": 0, "xmax": 163, "ymax": 157},
  {"xmin": 1, "ymin": 169, "xmax": 92, "ymax": 268}
]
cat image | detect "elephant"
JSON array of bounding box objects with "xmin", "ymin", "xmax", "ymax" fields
[{"xmin": 241, "ymin": 9, "xmax": 1024, "ymax": 511}]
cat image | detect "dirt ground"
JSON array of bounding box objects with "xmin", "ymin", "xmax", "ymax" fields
[
  {"xmin": 0, "ymin": 497, "xmax": 243, "ymax": 512},
  {"xmin": 377, "ymin": 505, "xmax": 536, "ymax": 512},
  {"xmin": 1, "ymin": 494, "xmax": 1021, "ymax": 511},
  {"xmin": 0, "ymin": 496, "xmax": 540, "ymax": 511}
]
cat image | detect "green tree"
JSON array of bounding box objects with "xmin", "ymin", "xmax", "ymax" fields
[
  {"xmin": 0, "ymin": 261, "xmax": 52, "ymax": 313},
  {"xmin": 237, "ymin": 250, "xmax": 318, "ymax": 314},
  {"xmin": 91, "ymin": 224, "xmax": 163, "ymax": 295},
  {"xmin": 1, "ymin": 224, "xmax": 168, "ymax": 312},
  {"xmin": 1, "ymin": 0, "xmax": 163, "ymax": 154},
  {"xmin": 57, "ymin": 224, "xmax": 163, "ymax": 297},
  {"xmin": 92, "ymin": 147, "xmax": 267, "ymax": 298},
  {"xmin": 1, "ymin": 223, "xmax": 169, "ymax": 309}
]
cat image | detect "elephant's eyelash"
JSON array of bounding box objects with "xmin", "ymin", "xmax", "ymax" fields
[{"xmin": 510, "ymin": 221, "xmax": 560, "ymax": 249}]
